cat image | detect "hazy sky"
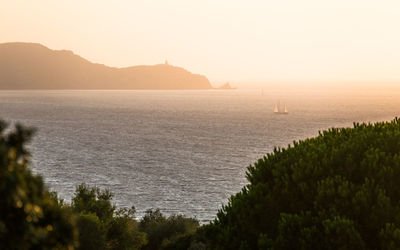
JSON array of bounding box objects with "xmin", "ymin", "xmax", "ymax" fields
[{"xmin": 1, "ymin": 0, "xmax": 400, "ymax": 84}]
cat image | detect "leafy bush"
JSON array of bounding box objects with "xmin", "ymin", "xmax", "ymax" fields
[
  {"xmin": 203, "ymin": 118, "xmax": 400, "ymax": 249},
  {"xmin": 0, "ymin": 121, "xmax": 77, "ymax": 249},
  {"xmin": 72, "ymin": 184, "xmax": 147, "ymax": 250},
  {"xmin": 72, "ymin": 184, "xmax": 116, "ymax": 224},
  {"xmin": 139, "ymin": 209, "xmax": 199, "ymax": 250},
  {"xmin": 77, "ymin": 213, "xmax": 106, "ymax": 250}
]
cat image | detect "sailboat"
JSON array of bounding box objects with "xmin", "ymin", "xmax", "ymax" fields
[
  {"xmin": 274, "ymin": 102, "xmax": 288, "ymax": 114},
  {"xmin": 274, "ymin": 104, "xmax": 279, "ymax": 113}
]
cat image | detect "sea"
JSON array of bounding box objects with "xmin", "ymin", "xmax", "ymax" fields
[{"xmin": 0, "ymin": 89, "xmax": 399, "ymax": 223}]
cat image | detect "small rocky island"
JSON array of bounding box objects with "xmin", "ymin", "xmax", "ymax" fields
[
  {"xmin": 217, "ymin": 82, "xmax": 236, "ymax": 89},
  {"xmin": 0, "ymin": 43, "xmax": 212, "ymax": 90}
]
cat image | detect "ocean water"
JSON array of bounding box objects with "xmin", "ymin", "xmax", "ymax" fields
[{"xmin": 0, "ymin": 89, "xmax": 399, "ymax": 223}]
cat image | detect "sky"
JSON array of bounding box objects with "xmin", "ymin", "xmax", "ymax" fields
[{"xmin": 1, "ymin": 0, "xmax": 400, "ymax": 85}]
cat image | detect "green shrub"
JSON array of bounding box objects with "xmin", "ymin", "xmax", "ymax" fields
[
  {"xmin": 72, "ymin": 184, "xmax": 116, "ymax": 223},
  {"xmin": 72, "ymin": 184, "xmax": 147, "ymax": 250},
  {"xmin": 77, "ymin": 213, "xmax": 106, "ymax": 250},
  {"xmin": 203, "ymin": 118, "xmax": 400, "ymax": 249},
  {"xmin": 0, "ymin": 121, "xmax": 77, "ymax": 249},
  {"xmin": 139, "ymin": 209, "xmax": 199, "ymax": 250},
  {"xmin": 106, "ymin": 210, "xmax": 147, "ymax": 250}
]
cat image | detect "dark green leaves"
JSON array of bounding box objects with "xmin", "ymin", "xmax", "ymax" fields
[
  {"xmin": 0, "ymin": 121, "xmax": 77, "ymax": 249},
  {"xmin": 203, "ymin": 118, "xmax": 400, "ymax": 249}
]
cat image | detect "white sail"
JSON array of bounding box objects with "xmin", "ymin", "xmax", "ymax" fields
[
  {"xmin": 274, "ymin": 104, "xmax": 279, "ymax": 113},
  {"xmin": 284, "ymin": 104, "xmax": 288, "ymax": 113}
]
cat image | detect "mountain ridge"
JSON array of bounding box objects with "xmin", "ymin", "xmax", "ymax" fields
[{"xmin": 0, "ymin": 42, "xmax": 212, "ymax": 90}]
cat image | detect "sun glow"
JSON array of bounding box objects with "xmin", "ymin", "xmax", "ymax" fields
[{"xmin": 1, "ymin": 0, "xmax": 399, "ymax": 85}]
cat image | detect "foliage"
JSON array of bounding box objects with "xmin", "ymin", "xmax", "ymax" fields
[
  {"xmin": 139, "ymin": 209, "xmax": 199, "ymax": 250},
  {"xmin": 106, "ymin": 208, "xmax": 148, "ymax": 250},
  {"xmin": 77, "ymin": 213, "xmax": 106, "ymax": 250},
  {"xmin": 72, "ymin": 184, "xmax": 147, "ymax": 250},
  {"xmin": 0, "ymin": 121, "xmax": 78, "ymax": 249},
  {"xmin": 72, "ymin": 184, "xmax": 116, "ymax": 223},
  {"xmin": 203, "ymin": 118, "xmax": 400, "ymax": 249},
  {"xmin": 161, "ymin": 233, "xmax": 207, "ymax": 250}
]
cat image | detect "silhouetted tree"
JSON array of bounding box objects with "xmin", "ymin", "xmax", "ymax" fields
[
  {"xmin": 107, "ymin": 208, "xmax": 147, "ymax": 250},
  {"xmin": 139, "ymin": 209, "xmax": 199, "ymax": 250},
  {"xmin": 77, "ymin": 213, "xmax": 106, "ymax": 250},
  {"xmin": 203, "ymin": 118, "xmax": 400, "ymax": 249},
  {"xmin": 72, "ymin": 184, "xmax": 147, "ymax": 249},
  {"xmin": 72, "ymin": 184, "xmax": 115, "ymax": 223},
  {"xmin": 0, "ymin": 121, "xmax": 77, "ymax": 249}
]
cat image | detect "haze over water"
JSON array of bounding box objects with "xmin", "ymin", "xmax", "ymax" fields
[{"xmin": 0, "ymin": 89, "xmax": 399, "ymax": 222}]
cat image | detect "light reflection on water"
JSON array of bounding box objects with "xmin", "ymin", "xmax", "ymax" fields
[{"xmin": 0, "ymin": 89, "xmax": 399, "ymax": 223}]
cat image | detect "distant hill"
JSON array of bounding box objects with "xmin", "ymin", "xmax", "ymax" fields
[{"xmin": 0, "ymin": 42, "xmax": 212, "ymax": 90}]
